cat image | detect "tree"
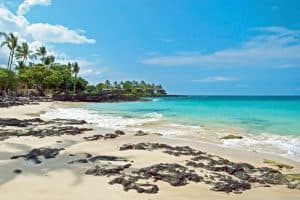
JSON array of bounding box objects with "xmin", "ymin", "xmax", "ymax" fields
[
  {"xmin": 75, "ymin": 77, "xmax": 88, "ymax": 92},
  {"xmin": 36, "ymin": 46, "xmax": 47, "ymax": 63},
  {"xmin": 50, "ymin": 64, "xmax": 72, "ymax": 93},
  {"xmin": 44, "ymin": 55, "xmax": 55, "ymax": 66},
  {"xmin": 0, "ymin": 68, "xmax": 18, "ymax": 92},
  {"xmin": 43, "ymin": 69, "xmax": 64, "ymax": 90},
  {"xmin": 0, "ymin": 33, "xmax": 18, "ymax": 71},
  {"xmin": 15, "ymin": 42, "xmax": 33, "ymax": 66},
  {"xmin": 15, "ymin": 61, "xmax": 26, "ymax": 72},
  {"xmin": 0, "ymin": 32, "xmax": 18, "ymax": 95},
  {"xmin": 71, "ymin": 62, "xmax": 80, "ymax": 93}
]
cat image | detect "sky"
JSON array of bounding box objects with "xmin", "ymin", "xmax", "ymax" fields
[{"xmin": 0, "ymin": 0, "xmax": 300, "ymax": 95}]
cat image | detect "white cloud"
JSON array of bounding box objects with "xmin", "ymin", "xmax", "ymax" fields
[
  {"xmin": 192, "ymin": 76, "xmax": 237, "ymax": 83},
  {"xmin": 17, "ymin": 0, "xmax": 51, "ymax": 16},
  {"xmin": 141, "ymin": 26, "xmax": 300, "ymax": 68},
  {"xmin": 0, "ymin": 6, "xmax": 95, "ymax": 45},
  {"xmin": 28, "ymin": 23, "xmax": 96, "ymax": 44},
  {"xmin": 0, "ymin": 3, "xmax": 96, "ymax": 73}
]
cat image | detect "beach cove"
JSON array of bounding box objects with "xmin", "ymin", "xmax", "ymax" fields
[{"xmin": 0, "ymin": 101, "xmax": 299, "ymax": 200}]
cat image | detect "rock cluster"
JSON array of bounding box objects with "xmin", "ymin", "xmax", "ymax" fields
[
  {"xmin": 120, "ymin": 143, "xmax": 202, "ymax": 156},
  {"xmin": 0, "ymin": 96, "xmax": 52, "ymax": 108},
  {"xmin": 0, "ymin": 118, "xmax": 91, "ymax": 140},
  {"xmin": 0, "ymin": 118, "xmax": 43, "ymax": 127},
  {"xmin": 52, "ymin": 93, "xmax": 139, "ymax": 102},
  {"xmin": 84, "ymin": 130, "xmax": 125, "ymax": 141},
  {"xmin": 68, "ymin": 155, "xmax": 128, "ymax": 164},
  {"xmin": 107, "ymin": 163, "xmax": 201, "ymax": 194},
  {"xmin": 10, "ymin": 147, "xmax": 64, "ymax": 164},
  {"xmin": 119, "ymin": 142, "xmax": 296, "ymax": 193},
  {"xmin": 85, "ymin": 164, "xmax": 132, "ymax": 176},
  {"xmin": 21, "ymin": 126, "xmax": 93, "ymax": 138},
  {"xmin": 109, "ymin": 176, "xmax": 159, "ymax": 193}
]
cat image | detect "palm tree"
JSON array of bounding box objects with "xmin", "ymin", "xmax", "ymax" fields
[
  {"xmin": 44, "ymin": 55, "xmax": 55, "ymax": 66},
  {"xmin": 0, "ymin": 32, "xmax": 18, "ymax": 95},
  {"xmin": 72, "ymin": 62, "xmax": 80, "ymax": 93},
  {"xmin": 15, "ymin": 42, "xmax": 33, "ymax": 66},
  {"xmin": 0, "ymin": 32, "xmax": 18, "ymax": 71},
  {"xmin": 15, "ymin": 61, "xmax": 26, "ymax": 72},
  {"xmin": 36, "ymin": 46, "xmax": 47, "ymax": 63}
]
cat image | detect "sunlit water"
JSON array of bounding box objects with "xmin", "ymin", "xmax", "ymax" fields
[{"xmin": 42, "ymin": 96, "xmax": 300, "ymax": 161}]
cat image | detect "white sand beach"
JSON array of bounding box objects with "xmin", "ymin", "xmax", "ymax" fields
[{"xmin": 0, "ymin": 102, "xmax": 299, "ymax": 200}]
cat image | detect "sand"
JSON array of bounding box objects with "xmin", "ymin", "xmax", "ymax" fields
[{"xmin": 0, "ymin": 102, "xmax": 299, "ymax": 200}]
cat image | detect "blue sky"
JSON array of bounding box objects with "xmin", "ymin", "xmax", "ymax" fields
[{"xmin": 1, "ymin": 0, "xmax": 300, "ymax": 95}]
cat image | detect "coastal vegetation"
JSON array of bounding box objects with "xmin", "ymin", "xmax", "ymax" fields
[
  {"xmin": 263, "ymin": 159, "xmax": 294, "ymax": 170},
  {"xmin": 0, "ymin": 32, "xmax": 166, "ymax": 98}
]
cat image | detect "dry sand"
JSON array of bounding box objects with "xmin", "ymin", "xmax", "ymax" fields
[{"xmin": 0, "ymin": 102, "xmax": 299, "ymax": 200}]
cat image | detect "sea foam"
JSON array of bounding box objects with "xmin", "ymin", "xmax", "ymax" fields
[
  {"xmin": 42, "ymin": 107, "xmax": 162, "ymax": 129},
  {"xmin": 221, "ymin": 133, "xmax": 300, "ymax": 162}
]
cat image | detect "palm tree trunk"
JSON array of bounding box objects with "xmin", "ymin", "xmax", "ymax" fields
[
  {"xmin": 73, "ymin": 74, "xmax": 77, "ymax": 94},
  {"xmin": 9, "ymin": 51, "xmax": 14, "ymax": 71},
  {"xmin": 7, "ymin": 51, "xmax": 11, "ymax": 70},
  {"xmin": 22, "ymin": 57, "xmax": 26, "ymax": 66},
  {"xmin": 3, "ymin": 51, "xmax": 13, "ymax": 96}
]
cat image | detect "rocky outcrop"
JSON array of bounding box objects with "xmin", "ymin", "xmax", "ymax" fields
[
  {"xmin": 52, "ymin": 93, "xmax": 139, "ymax": 102},
  {"xmin": 83, "ymin": 130, "xmax": 125, "ymax": 141},
  {"xmin": 0, "ymin": 118, "xmax": 43, "ymax": 127},
  {"xmin": 0, "ymin": 118, "xmax": 92, "ymax": 140},
  {"xmin": 119, "ymin": 142, "xmax": 296, "ymax": 193},
  {"xmin": 10, "ymin": 147, "xmax": 64, "ymax": 164},
  {"xmin": 0, "ymin": 96, "xmax": 52, "ymax": 108}
]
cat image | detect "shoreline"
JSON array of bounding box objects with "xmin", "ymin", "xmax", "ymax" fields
[
  {"xmin": 42, "ymin": 102, "xmax": 300, "ymax": 163},
  {"xmin": 0, "ymin": 102, "xmax": 299, "ymax": 199}
]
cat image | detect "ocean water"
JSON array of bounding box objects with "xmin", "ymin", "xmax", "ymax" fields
[{"xmin": 42, "ymin": 96, "xmax": 300, "ymax": 161}]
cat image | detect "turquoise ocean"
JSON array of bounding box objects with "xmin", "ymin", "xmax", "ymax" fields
[{"xmin": 43, "ymin": 96, "xmax": 300, "ymax": 161}]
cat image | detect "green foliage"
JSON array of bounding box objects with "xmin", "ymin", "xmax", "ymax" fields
[
  {"xmin": 90, "ymin": 80, "xmax": 167, "ymax": 97},
  {"xmin": 0, "ymin": 67, "xmax": 18, "ymax": 90},
  {"xmin": 0, "ymin": 32, "xmax": 167, "ymax": 97},
  {"xmin": 75, "ymin": 77, "xmax": 88, "ymax": 92}
]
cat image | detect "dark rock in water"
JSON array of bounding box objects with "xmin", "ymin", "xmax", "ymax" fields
[
  {"xmin": 85, "ymin": 164, "xmax": 131, "ymax": 176},
  {"xmin": 13, "ymin": 169, "xmax": 22, "ymax": 174},
  {"xmin": 220, "ymin": 135, "xmax": 243, "ymax": 140},
  {"xmin": 10, "ymin": 147, "xmax": 64, "ymax": 164},
  {"xmin": 109, "ymin": 176, "xmax": 159, "ymax": 194}
]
